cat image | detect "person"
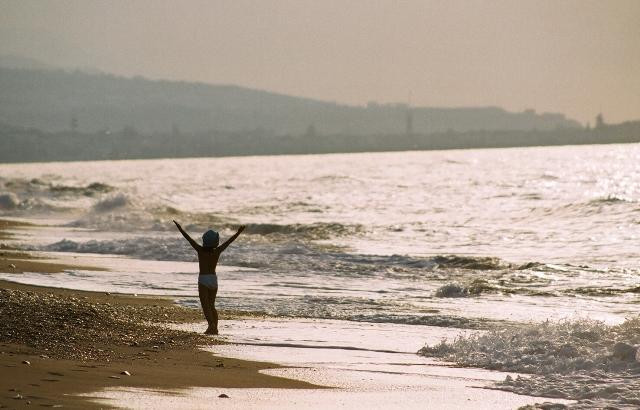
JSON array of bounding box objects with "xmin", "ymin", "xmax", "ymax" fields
[{"xmin": 173, "ymin": 220, "xmax": 245, "ymax": 335}]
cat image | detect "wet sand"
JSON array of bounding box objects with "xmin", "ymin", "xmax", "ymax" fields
[
  {"xmin": 88, "ymin": 318, "xmax": 574, "ymax": 409},
  {"xmin": 0, "ymin": 219, "xmax": 316, "ymax": 409}
]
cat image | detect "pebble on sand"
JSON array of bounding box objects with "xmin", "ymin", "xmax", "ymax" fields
[
  {"xmin": 21, "ymin": 360, "xmax": 30, "ymax": 365},
  {"xmin": 120, "ymin": 370, "xmax": 131, "ymax": 376},
  {"xmin": 218, "ymin": 394, "xmax": 229, "ymax": 398}
]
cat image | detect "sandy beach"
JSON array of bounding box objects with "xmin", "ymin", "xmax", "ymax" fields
[{"xmin": 0, "ymin": 220, "xmax": 316, "ymax": 409}]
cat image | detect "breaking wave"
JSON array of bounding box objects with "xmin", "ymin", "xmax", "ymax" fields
[
  {"xmin": 41, "ymin": 234, "xmax": 572, "ymax": 301},
  {"xmin": 526, "ymin": 195, "xmax": 637, "ymax": 220},
  {"xmin": 244, "ymin": 222, "xmax": 363, "ymax": 240},
  {"xmin": 419, "ymin": 317, "xmax": 640, "ymax": 408},
  {"xmin": 0, "ymin": 192, "xmax": 71, "ymax": 213},
  {"xmin": 0, "ymin": 176, "xmax": 116, "ymax": 215},
  {"xmin": 44, "ymin": 237, "xmax": 196, "ymax": 262},
  {"xmin": 431, "ymin": 255, "xmax": 510, "ymax": 270},
  {"xmin": 204, "ymin": 294, "xmax": 501, "ymax": 330},
  {"xmin": 0, "ymin": 193, "xmax": 20, "ymax": 210},
  {"xmin": 48, "ymin": 182, "xmax": 114, "ymax": 197},
  {"xmin": 1, "ymin": 176, "xmax": 114, "ymax": 198},
  {"xmin": 92, "ymin": 193, "xmax": 131, "ymax": 212},
  {"xmin": 433, "ymin": 280, "xmax": 504, "ymax": 297},
  {"xmin": 40, "ymin": 234, "xmax": 621, "ymax": 300}
]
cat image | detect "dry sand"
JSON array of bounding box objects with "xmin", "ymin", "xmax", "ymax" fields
[{"xmin": 0, "ymin": 219, "xmax": 316, "ymax": 409}]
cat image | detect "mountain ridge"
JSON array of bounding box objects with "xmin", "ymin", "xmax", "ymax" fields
[{"xmin": 0, "ymin": 66, "xmax": 581, "ymax": 135}]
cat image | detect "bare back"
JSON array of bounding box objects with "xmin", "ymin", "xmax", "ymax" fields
[
  {"xmin": 197, "ymin": 247, "xmax": 221, "ymax": 275},
  {"xmin": 173, "ymin": 220, "xmax": 245, "ymax": 275}
]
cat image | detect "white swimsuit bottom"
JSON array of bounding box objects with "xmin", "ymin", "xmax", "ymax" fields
[{"xmin": 198, "ymin": 274, "xmax": 218, "ymax": 290}]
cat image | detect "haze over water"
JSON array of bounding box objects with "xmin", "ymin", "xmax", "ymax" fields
[{"xmin": 1, "ymin": 144, "xmax": 639, "ymax": 328}]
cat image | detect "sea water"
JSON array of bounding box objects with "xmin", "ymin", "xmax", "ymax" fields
[
  {"xmin": 3, "ymin": 144, "xmax": 639, "ymax": 407},
  {"xmin": 1, "ymin": 144, "xmax": 639, "ymax": 328}
]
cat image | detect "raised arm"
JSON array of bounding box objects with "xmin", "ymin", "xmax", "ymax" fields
[
  {"xmin": 218, "ymin": 225, "xmax": 245, "ymax": 252},
  {"xmin": 173, "ymin": 220, "xmax": 201, "ymax": 251}
]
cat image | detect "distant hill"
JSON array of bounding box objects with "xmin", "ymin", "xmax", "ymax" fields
[
  {"xmin": 0, "ymin": 67, "xmax": 581, "ymax": 135},
  {"xmin": 0, "ymin": 119, "xmax": 638, "ymax": 164},
  {"xmin": 0, "ymin": 54, "xmax": 55, "ymax": 71}
]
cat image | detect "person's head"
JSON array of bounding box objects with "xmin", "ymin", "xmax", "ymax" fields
[{"xmin": 202, "ymin": 229, "xmax": 219, "ymax": 248}]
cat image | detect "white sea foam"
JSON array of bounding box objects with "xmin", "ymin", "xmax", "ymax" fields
[{"xmin": 419, "ymin": 318, "xmax": 640, "ymax": 408}]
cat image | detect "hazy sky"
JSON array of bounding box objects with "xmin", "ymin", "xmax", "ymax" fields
[{"xmin": 1, "ymin": 0, "xmax": 638, "ymax": 123}]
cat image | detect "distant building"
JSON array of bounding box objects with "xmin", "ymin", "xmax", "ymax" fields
[{"xmin": 595, "ymin": 113, "xmax": 605, "ymax": 129}]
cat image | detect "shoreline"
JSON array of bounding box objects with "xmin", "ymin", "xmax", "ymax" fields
[
  {"xmin": 0, "ymin": 219, "xmax": 319, "ymax": 409},
  {"xmin": 0, "ymin": 218, "xmax": 576, "ymax": 409}
]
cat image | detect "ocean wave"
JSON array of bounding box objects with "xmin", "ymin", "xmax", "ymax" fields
[
  {"xmin": 434, "ymin": 280, "xmax": 499, "ymax": 297},
  {"xmin": 66, "ymin": 205, "xmax": 360, "ymax": 240},
  {"xmin": 566, "ymin": 286, "xmax": 640, "ymax": 297},
  {"xmin": 92, "ymin": 193, "xmax": 131, "ymax": 212},
  {"xmin": 237, "ymin": 201, "xmax": 328, "ymax": 216},
  {"xmin": 44, "ymin": 237, "xmax": 196, "ymax": 262},
  {"xmin": 434, "ymin": 278, "xmax": 560, "ymax": 298},
  {"xmin": 40, "ymin": 233, "xmax": 537, "ymax": 285},
  {"xmin": 434, "ymin": 283, "xmax": 469, "ymax": 298},
  {"xmin": 244, "ymin": 222, "xmax": 363, "ymax": 240},
  {"xmin": 50, "ymin": 182, "xmax": 114, "ymax": 197},
  {"xmin": 346, "ymin": 313, "xmax": 498, "ymax": 329},
  {"xmin": 0, "ymin": 176, "xmax": 116, "ymax": 215},
  {"xmin": 432, "ymin": 255, "xmax": 510, "ymax": 270},
  {"xmin": 419, "ymin": 317, "xmax": 640, "ymax": 408},
  {"xmin": 40, "ymin": 236, "xmax": 398, "ymax": 272},
  {"xmin": 66, "ymin": 205, "xmax": 230, "ymax": 232},
  {"xmin": 588, "ymin": 195, "xmax": 634, "ymax": 205},
  {"xmin": 0, "ymin": 192, "xmax": 71, "ymax": 213},
  {"xmin": 217, "ymin": 294, "xmax": 500, "ymax": 330},
  {"xmin": 41, "ymin": 233, "xmax": 581, "ymax": 302},
  {"xmin": 0, "ymin": 193, "xmax": 20, "ymax": 210},
  {"xmin": 2, "ymin": 176, "xmax": 114, "ymax": 198},
  {"xmin": 311, "ymin": 174, "xmax": 360, "ymax": 183},
  {"xmin": 527, "ymin": 196, "xmax": 636, "ymax": 220}
]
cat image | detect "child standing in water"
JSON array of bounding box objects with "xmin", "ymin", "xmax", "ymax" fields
[{"xmin": 173, "ymin": 220, "xmax": 245, "ymax": 335}]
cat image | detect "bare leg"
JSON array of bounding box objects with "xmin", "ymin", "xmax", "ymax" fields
[
  {"xmin": 198, "ymin": 284, "xmax": 214, "ymax": 333},
  {"xmin": 209, "ymin": 287, "xmax": 219, "ymax": 335}
]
